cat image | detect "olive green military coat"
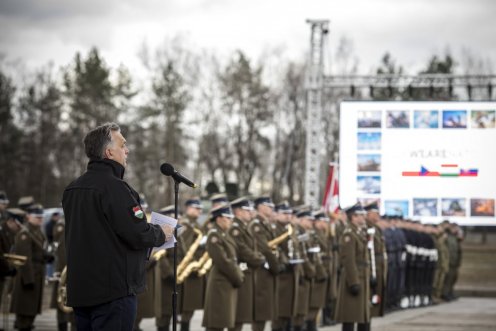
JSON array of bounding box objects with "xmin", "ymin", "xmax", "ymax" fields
[
  {"xmin": 202, "ymin": 225, "xmax": 244, "ymax": 329},
  {"xmin": 334, "ymin": 224, "xmax": 371, "ymax": 323},
  {"xmin": 10, "ymin": 224, "xmax": 46, "ymax": 316},
  {"xmin": 229, "ymin": 218, "xmax": 265, "ymax": 323}
]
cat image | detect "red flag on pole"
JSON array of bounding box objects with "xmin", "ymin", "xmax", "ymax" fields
[{"xmin": 322, "ymin": 162, "xmax": 339, "ymax": 214}]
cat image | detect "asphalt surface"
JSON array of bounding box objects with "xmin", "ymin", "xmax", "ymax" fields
[{"xmin": 0, "ymin": 297, "xmax": 494, "ymax": 331}]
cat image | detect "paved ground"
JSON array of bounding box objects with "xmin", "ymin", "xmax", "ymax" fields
[{"xmin": 1, "ymin": 297, "xmax": 495, "ymax": 331}]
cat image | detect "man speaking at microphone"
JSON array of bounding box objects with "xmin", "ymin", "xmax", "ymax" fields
[{"xmin": 62, "ymin": 123, "xmax": 174, "ymax": 331}]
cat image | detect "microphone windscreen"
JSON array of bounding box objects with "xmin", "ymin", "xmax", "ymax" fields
[{"xmin": 160, "ymin": 163, "xmax": 175, "ymax": 176}]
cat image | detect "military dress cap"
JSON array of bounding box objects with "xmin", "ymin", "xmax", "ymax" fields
[
  {"xmin": 292, "ymin": 204, "xmax": 310, "ymax": 215},
  {"xmin": 185, "ymin": 198, "xmax": 203, "ymax": 209},
  {"xmin": 210, "ymin": 193, "xmax": 228, "ymax": 204},
  {"xmin": 254, "ymin": 196, "xmax": 275, "ymax": 208},
  {"xmin": 210, "ymin": 203, "xmax": 234, "ymax": 221},
  {"xmin": 0, "ymin": 191, "xmax": 9, "ymax": 204},
  {"xmin": 26, "ymin": 203, "xmax": 44, "ymax": 217},
  {"xmin": 313, "ymin": 209, "xmax": 330, "ymax": 222},
  {"xmin": 6, "ymin": 208, "xmax": 26, "ymax": 222},
  {"xmin": 344, "ymin": 202, "xmax": 366, "ymax": 215},
  {"xmin": 275, "ymin": 201, "xmax": 293, "ymax": 214},
  {"xmin": 364, "ymin": 201, "xmax": 380, "ymax": 213},
  {"xmin": 18, "ymin": 196, "xmax": 35, "ymax": 210},
  {"xmin": 158, "ymin": 205, "xmax": 175, "ymax": 216},
  {"xmin": 230, "ymin": 197, "xmax": 254, "ymax": 211},
  {"xmin": 296, "ymin": 209, "xmax": 315, "ymax": 220}
]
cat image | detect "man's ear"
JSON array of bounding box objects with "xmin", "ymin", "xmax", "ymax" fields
[{"xmin": 104, "ymin": 148, "xmax": 112, "ymax": 159}]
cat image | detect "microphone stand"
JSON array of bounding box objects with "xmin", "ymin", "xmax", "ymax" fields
[{"xmin": 173, "ymin": 179, "xmax": 179, "ymax": 331}]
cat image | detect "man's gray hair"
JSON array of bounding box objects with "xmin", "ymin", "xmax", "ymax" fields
[{"xmin": 83, "ymin": 123, "xmax": 120, "ymax": 159}]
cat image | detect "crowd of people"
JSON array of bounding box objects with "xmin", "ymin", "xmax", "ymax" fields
[{"xmin": 0, "ymin": 188, "xmax": 464, "ymax": 331}]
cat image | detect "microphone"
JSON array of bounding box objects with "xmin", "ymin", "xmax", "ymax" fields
[{"xmin": 160, "ymin": 163, "xmax": 197, "ymax": 188}]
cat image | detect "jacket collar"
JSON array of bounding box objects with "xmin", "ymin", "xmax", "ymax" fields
[{"xmin": 87, "ymin": 158, "xmax": 125, "ymax": 179}]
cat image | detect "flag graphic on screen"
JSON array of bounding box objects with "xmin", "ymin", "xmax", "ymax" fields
[{"xmin": 402, "ymin": 164, "xmax": 478, "ymax": 177}]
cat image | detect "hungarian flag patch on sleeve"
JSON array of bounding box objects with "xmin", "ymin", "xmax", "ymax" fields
[{"xmin": 132, "ymin": 206, "xmax": 144, "ymax": 219}]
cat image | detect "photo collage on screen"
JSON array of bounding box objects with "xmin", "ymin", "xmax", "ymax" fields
[
  {"xmin": 357, "ymin": 110, "xmax": 382, "ymax": 211},
  {"xmin": 357, "ymin": 106, "xmax": 496, "ymax": 219}
]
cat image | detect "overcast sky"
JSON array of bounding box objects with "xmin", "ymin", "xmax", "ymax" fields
[{"xmin": 0, "ymin": 0, "xmax": 495, "ymax": 75}]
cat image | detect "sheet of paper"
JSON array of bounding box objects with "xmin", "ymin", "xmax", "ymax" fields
[{"xmin": 150, "ymin": 211, "xmax": 178, "ymax": 251}]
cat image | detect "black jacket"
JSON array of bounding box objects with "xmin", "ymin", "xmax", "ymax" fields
[{"xmin": 62, "ymin": 158, "xmax": 165, "ymax": 307}]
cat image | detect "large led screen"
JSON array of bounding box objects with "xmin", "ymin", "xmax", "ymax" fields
[{"xmin": 339, "ymin": 101, "xmax": 496, "ymax": 225}]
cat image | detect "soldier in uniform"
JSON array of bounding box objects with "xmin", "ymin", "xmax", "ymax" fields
[
  {"xmin": 202, "ymin": 204, "xmax": 245, "ymax": 331},
  {"xmin": 50, "ymin": 215, "xmax": 75, "ymax": 331},
  {"xmin": 155, "ymin": 205, "xmax": 176, "ymax": 331},
  {"xmin": 248, "ymin": 196, "xmax": 280, "ymax": 331},
  {"xmin": 442, "ymin": 222, "xmax": 462, "ymax": 301},
  {"xmin": 272, "ymin": 201, "xmax": 299, "ymax": 331},
  {"xmin": 228, "ymin": 197, "xmax": 265, "ymax": 331},
  {"xmin": 364, "ymin": 202, "xmax": 387, "ymax": 317},
  {"xmin": 335, "ymin": 203, "xmax": 370, "ymax": 331},
  {"xmin": 10, "ymin": 203, "xmax": 51, "ymax": 331},
  {"xmin": 0, "ymin": 207, "xmax": 23, "ymax": 313},
  {"xmin": 0, "ymin": 191, "xmax": 9, "ymax": 221},
  {"xmin": 306, "ymin": 210, "xmax": 330, "ymax": 331},
  {"xmin": 431, "ymin": 224, "xmax": 447, "ymax": 304},
  {"xmin": 292, "ymin": 209, "xmax": 315, "ymax": 331},
  {"xmin": 322, "ymin": 211, "xmax": 339, "ymax": 326},
  {"xmin": 179, "ymin": 198, "xmax": 205, "ymax": 331},
  {"xmin": 17, "ymin": 196, "xmax": 35, "ymax": 212}
]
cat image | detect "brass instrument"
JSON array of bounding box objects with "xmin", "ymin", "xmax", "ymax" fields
[
  {"xmin": 197, "ymin": 252, "xmax": 212, "ymax": 277},
  {"xmin": 57, "ymin": 266, "xmax": 73, "ymax": 313},
  {"xmin": 177, "ymin": 251, "xmax": 209, "ymax": 283},
  {"xmin": 268, "ymin": 224, "xmax": 293, "ymax": 249},
  {"xmin": 152, "ymin": 249, "xmax": 167, "ymax": 261},
  {"xmin": 3, "ymin": 253, "xmax": 27, "ymax": 267},
  {"xmin": 176, "ymin": 228, "xmax": 203, "ymax": 280}
]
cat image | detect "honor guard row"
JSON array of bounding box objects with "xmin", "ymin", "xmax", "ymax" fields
[{"xmin": 0, "ymin": 189, "xmax": 464, "ymax": 331}]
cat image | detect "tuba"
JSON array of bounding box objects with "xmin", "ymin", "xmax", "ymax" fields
[{"xmin": 57, "ymin": 266, "xmax": 73, "ymax": 313}]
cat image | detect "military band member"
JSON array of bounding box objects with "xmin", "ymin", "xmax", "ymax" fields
[
  {"xmin": 292, "ymin": 209, "xmax": 315, "ymax": 331},
  {"xmin": 323, "ymin": 211, "xmax": 339, "ymax": 326},
  {"xmin": 202, "ymin": 204, "xmax": 244, "ymax": 331},
  {"xmin": 0, "ymin": 191, "xmax": 9, "ymax": 222},
  {"xmin": 272, "ymin": 202, "xmax": 299, "ymax": 331},
  {"xmin": 335, "ymin": 203, "xmax": 371, "ymax": 331},
  {"xmin": 306, "ymin": 210, "xmax": 331, "ymax": 330},
  {"xmin": 305, "ymin": 211, "xmax": 329, "ymax": 331},
  {"xmin": 229, "ymin": 197, "xmax": 265, "ymax": 331},
  {"xmin": 17, "ymin": 196, "xmax": 35, "ymax": 212},
  {"xmin": 248, "ymin": 196, "xmax": 280, "ymax": 331},
  {"xmin": 155, "ymin": 205, "xmax": 176, "ymax": 331},
  {"xmin": 0, "ymin": 207, "xmax": 23, "ymax": 313},
  {"xmin": 432, "ymin": 224, "xmax": 449, "ymax": 304},
  {"xmin": 179, "ymin": 198, "xmax": 205, "ymax": 331},
  {"xmin": 10, "ymin": 204, "xmax": 50, "ymax": 331},
  {"xmin": 364, "ymin": 202, "xmax": 387, "ymax": 318},
  {"xmin": 134, "ymin": 196, "xmax": 158, "ymax": 331},
  {"xmin": 210, "ymin": 194, "xmax": 228, "ymax": 208},
  {"xmin": 50, "ymin": 217, "xmax": 75, "ymax": 331}
]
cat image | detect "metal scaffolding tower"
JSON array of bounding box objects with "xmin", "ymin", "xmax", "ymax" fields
[
  {"xmin": 304, "ymin": 19, "xmax": 329, "ymax": 208},
  {"xmin": 304, "ymin": 19, "xmax": 496, "ymax": 208}
]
